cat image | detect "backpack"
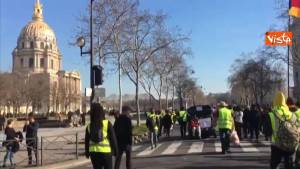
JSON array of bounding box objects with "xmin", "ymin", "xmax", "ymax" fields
[
  {"xmin": 275, "ymin": 111, "xmax": 300, "ymax": 152},
  {"xmin": 89, "ymin": 124, "xmax": 103, "ymax": 143}
]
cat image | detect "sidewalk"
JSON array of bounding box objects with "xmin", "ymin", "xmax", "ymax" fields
[{"xmin": 25, "ymin": 158, "xmax": 90, "ymax": 169}]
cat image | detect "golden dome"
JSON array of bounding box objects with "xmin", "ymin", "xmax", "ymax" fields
[{"xmin": 17, "ymin": 0, "xmax": 56, "ymax": 46}]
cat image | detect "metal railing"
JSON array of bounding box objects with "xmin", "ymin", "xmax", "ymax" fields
[
  {"xmin": 0, "ymin": 138, "xmax": 38, "ymax": 167},
  {"xmin": 40, "ymin": 132, "xmax": 85, "ymax": 166}
]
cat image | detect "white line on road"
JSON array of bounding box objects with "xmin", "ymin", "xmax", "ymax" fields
[
  {"xmin": 132, "ymin": 145, "xmax": 142, "ymax": 151},
  {"xmin": 161, "ymin": 141, "xmax": 183, "ymax": 155},
  {"xmin": 136, "ymin": 144, "xmax": 162, "ymax": 156},
  {"xmin": 240, "ymin": 142, "xmax": 259, "ymax": 152},
  {"xmin": 215, "ymin": 142, "xmax": 222, "ymax": 153},
  {"xmin": 188, "ymin": 142, "xmax": 204, "ymax": 154}
]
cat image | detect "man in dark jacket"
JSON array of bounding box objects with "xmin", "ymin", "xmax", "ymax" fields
[
  {"xmin": 114, "ymin": 106, "xmax": 133, "ymax": 169},
  {"xmin": 23, "ymin": 113, "xmax": 39, "ymax": 165}
]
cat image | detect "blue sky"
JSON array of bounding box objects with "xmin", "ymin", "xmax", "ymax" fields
[{"xmin": 0, "ymin": 0, "xmax": 281, "ymax": 96}]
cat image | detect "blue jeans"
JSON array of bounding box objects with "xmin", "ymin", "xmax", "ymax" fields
[
  {"xmin": 219, "ymin": 128, "xmax": 231, "ymax": 153},
  {"xmin": 3, "ymin": 146, "xmax": 14, "ymax": 166}
]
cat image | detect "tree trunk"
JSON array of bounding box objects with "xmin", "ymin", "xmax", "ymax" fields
[
  {"xmin": 172, "ymin": 85, "xmax": 175, "ymax": 111},
  {"xmin": 118, "ymin": 56, "xmax": 123, "ymax": 114},
  {"xmin": 166, "ymin": 85, "xmax": 169, "ymax": 110},
  {"xmin": 135, "ymin": 71, "xmax": 140, "ymax": 126},
  {"xmin": 159, "ymin": 76, "xmax": 163, "ymax": 110}
]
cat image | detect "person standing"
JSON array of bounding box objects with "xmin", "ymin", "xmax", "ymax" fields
[
  {"xmin": 162, "ymin": 110, "xmax": 172, "ymax": 137},
  {"xmin": 114, "ymin": 106, "xmax": 133, "ymax": 169},
  {"xmin": 0, "ymin": 114, "xmax": 6, "ymax": 131},
  {"xmin": 268, "ymin": 92, "xmax": 295, "ymax": 169},
  {"xmin": 217, "ymin": 101, "xmax": 233, "ymax": 154},
  {"xmin": 3, "ymin": 119, "xmax": 21, "ymax": 168},
  {"xmin": 146, "ymin": 110, "xmax": 158, "ymax": 149},
  {"xmin": 23, "ymin": 113, "xmax": 39, "ymax": 165},
  {"xmin": 233, "ymin": 106, "xmax": 243, "ymax": 141},
  {"xmin": 85, "ymin": 103, "xmax": 118, "ymax": 169},
  {"xmin": 249, "ymin": 105, "xmax": 260, "ymax": 142},
  {"xmin": 178, "ymin": 108, "xmax": 188, "ymax": 139}
]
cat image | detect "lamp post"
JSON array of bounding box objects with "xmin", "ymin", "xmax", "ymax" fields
[{"xmin": 76, "ymin": 0, "xmax": 94, "ymax": 107}]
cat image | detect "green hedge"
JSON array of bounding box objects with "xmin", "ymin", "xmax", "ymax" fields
[{"xmin": 133, "ymin": 124, "xmax": 148, "ymax": 136}]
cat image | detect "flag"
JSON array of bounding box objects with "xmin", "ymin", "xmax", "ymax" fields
[{"xmin": 289, "ymin": 0, "xmax": 300, "ymax": 18}]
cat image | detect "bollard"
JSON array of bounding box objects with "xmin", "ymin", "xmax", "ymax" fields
[
  {"xmin": 41, "ymin": 137, "xmax": 43, "ymax": 166},
  {"xmin": 76, "ymin": 132, "xmax": 78, "ymax": 160},
  {"xmin": 36, "ymin": 137, "xmax": 39, "ymax": 166}
]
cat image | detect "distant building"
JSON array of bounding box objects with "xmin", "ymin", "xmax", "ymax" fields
[
  {"xmin": 291, "ymin": 18, "xmax": 300, "ymax": 99},
  {"xmin": 5, "ymin": 0, "xmax": 81, "ymax": 113}
]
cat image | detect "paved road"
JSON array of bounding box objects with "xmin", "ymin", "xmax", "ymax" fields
[{"xmin": 74, "ymin": 126, "xmax": 272, "ymax": 169}]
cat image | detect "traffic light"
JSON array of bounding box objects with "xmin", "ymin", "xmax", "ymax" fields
[{"xmin": 93, "ymin": 65, "xmax": 104, "ymax": 86}]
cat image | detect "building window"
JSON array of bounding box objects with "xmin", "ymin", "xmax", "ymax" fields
[
  {"xmin": 51, "ymin": 60, "xmax": 54, "ymax": 69},
  {"xmin": 20, "ymin": 58, "xmax": 24, "ymax": 67},
  {"xmin": 29, "ymin": 58, "xmax": 34, "ymax": 68},
  {"xmin": 40, "ymin": 58, "xmax": 44, "ymax": 68},
  {"xmin": 41, "ymin": 42, "xmax": 44, "ymax": 49},
  {"xmin": 30, "ymin": 41, "xmax": 34, "ymax": 49},
  {"xmin": 49, "ymin": 44, "xmax": 52, "ymax": 49},
  {"xmin": 22, "ymin": 42, "xmax": 25, "ymax": 49},
  {"xmin": 296, "ymin": 72, "xmax": 299, "ymax": 82}
]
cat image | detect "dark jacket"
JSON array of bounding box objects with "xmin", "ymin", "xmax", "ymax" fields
[
  {"xmin": 23, "ymin": 122, "xmax": 39, "ymax": 139},
  {"xmin": 113, "ymin": 114, "xmax": 132, "ymax": 150},
  {"xmin": 85, "ymin": 120, "xmax": 118, "ymax": 157},
  {"xmin": 4, "ymin": 127, "xmax": 22, "ymax": 153},
  {"xmin": 162, "ymin": 114, "xmax": 172, "ymax": 129}
]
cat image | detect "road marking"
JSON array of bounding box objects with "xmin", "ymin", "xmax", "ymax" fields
[
  {"xmin": 161, "ymin": 141, "xmax": 182, "ymax": 155},
  {"xmin": 214, "ymin": 142, "xmax": 222, "ymax": 152},
  {"xmin": 136, "ymin": 144, "xmax": 162, "ymax": 156},
  {"xmin": 240, "ymin": 142, "xmax": 259, "ymax": 152},
  {"xmin": 132, "ymin": 145, "xmax": 142, "ymax": 151},
  {"xmin": 188, "ymin": 142, "xmax": 204, "ymax": 154}
]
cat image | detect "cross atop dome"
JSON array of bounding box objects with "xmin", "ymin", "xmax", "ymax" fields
[{"xmin": 32, "ymin": 0, "xmax": 43, "ymax": 21}]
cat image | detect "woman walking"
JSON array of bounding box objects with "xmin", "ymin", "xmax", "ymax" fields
[{"xmin": 85, "ymin": 103, "xmax": 118, "ymax": 169}]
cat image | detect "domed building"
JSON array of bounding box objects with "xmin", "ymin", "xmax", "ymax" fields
[{"xmin": 11, "ymin": 0, "xmax": 81, "ymax": 113}]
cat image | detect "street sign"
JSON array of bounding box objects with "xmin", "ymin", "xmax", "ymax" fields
[
  {"xmin": 94, "ymin": 87, "xmax": 105, "ymax": 98},
  {"xmin": 85, "ymin": 88, "xmax": 92, "ymax": 97}
]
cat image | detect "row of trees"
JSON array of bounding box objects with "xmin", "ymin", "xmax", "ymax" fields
[{"xmin": 76, "ymin": 0, "xmax": 203, "ymax": 125}]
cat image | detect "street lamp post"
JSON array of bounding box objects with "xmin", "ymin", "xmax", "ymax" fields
[{"xmin": 76, "ymin": 0, "xmax": 95, "ymax": 107}]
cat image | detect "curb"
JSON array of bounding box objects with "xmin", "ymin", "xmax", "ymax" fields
[{"xmin": 25, "ymin": 158, "xmax": 90, "ymax": 169}]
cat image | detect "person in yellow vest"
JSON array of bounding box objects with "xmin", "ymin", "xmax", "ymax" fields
[
  {"xmin": 268, "ymin": 92, "xmax": 294, "ymax": 169},
  {"xmin": 146, "ymin": 110, "xmax": 159, "ymax": 149},
  {"xmin": 85, "ymin": 103, "xmax": 118, "ymax": 169},
  {"xmin": 179, "ymin": 107, "xmax": 188, "ymax": 139},
  {"xmin": 217, "ymin": 101, "xmax": 233, "ymax": 154}
]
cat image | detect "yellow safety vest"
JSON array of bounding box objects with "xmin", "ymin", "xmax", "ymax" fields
[
  {"xmin": 87, "ymin": 120, "xmax": 111, "ymax": 153},
  {"xmin": 269, "ymin": 107, "xmax": 292, "ymax": 143},
  {"xmin": 217, "ymin": 107, "xmax": 233, "ymax": 130},
  {"xmin": 179, "ymin": 111, "xmax": 187, "ymax": 122}
]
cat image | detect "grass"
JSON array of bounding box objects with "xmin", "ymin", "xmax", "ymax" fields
[{"xmin": 133, "ymin": 124, "xmax": 148, "ymax": 136}]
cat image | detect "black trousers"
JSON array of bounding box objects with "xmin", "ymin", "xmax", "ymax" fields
[
  {"xmin": 219, "ymin": 128, "xmax": 231, "ymax": 153},
  {"xmin": 90, "ymin": 153, "xmax": 112, "ymax": 169},
  {"xmin": 114, "ymin": 146, "xmax": 131, "ymax": 169},
  {"xmin": 180, "ymin": 122, "xmax": 187, "ymax": 138},
  {"xmin": 235, "ymin": 122, "xmax": 243, "ymax": 140},
  {"xmin": 26, "ymin": 140, "xmax": 37, "ymax": 165},
  {"xmin": 270, "ymin": 145, "xmax": 294, "ymax": 169},
  {"xmin": 250, "ymin": 125, "xmax": 259, "ymax": 140}
]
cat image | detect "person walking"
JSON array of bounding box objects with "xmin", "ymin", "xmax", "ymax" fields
[
  {"xmin": 233, "ymin": 106, "xmax": 243, "ymax": 140},
  {"xmin": 146, "ymin": 110, "xmax": 158, "ymax": 149},
  {"xmin": 23, "ymin": 113, "xmax": 39, "ymax": 165},
  {"xmin": 268, "ymin": 92, "xmax": 295, "ymax": 169},
  {"xmin": 249, "ymin": 104, "xmax": 261, "ymax": 142},
  {"xmin": 2, "ymin": 119, "xmax": 22, "ymax": 168},
  {"xmin": 162, "ymin": 110, "xmax": 172, "ymax": 137},
  {"xmin": 0, "ymin": 114, "xmax": 6, "ymax": 131},
  {"xmin": 178, "ymin": 107, "xmax": 188, "ymax": 139},
  {"xmin": 217, "ymin": 101, "xmax": 233, "ymax": 154},
  {"xmin": 85, "ymin": 103, "xmax": 118, "ymax": 169},
  {"xmin": 114, "ymin": 106, "xmax": 133, "ymax": 169},
  {"xmin": 243, "ymin": 106, "xmax": 250, "ymax": 139}
]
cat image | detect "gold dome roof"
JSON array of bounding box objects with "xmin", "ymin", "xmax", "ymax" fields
[{"xmin": 18, "ymin": 0, "xmax": 56, "ymax": 44}]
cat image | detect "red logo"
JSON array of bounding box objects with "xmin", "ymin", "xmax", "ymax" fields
[{"xmin": 265, "ymin": 32, "xmax": 292, "ymax": 46}]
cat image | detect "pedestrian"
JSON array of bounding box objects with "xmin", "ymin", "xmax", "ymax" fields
[
  {"xmin": 233, "ymin": 106, "xmax": 243, "ymax": 141},
  {"xmin": 81, "ymin": 112, "xmax": 86, "ymax": 126},
  {"xmin": 85, "ymin": 103, "xmax": 118, "ymax": 169},
  {"xmin": 0, "ymin": 114, "xmax": 6, "ymax": 131},
  {"xmin": 23, "ymin": 113, "xmax": 39, "ymax": 165},
  {"xmin": 146, "ymin": 110, "xmax": 158, "ymax": 149},
  {"xmin": 268, "ymin": 92, "xmax": 295, "ymax": 169},
  {"xmin": 114, "ymin": 106, "xmax": 133, "ymax": 169},
  {"xmin": 162, "ymin": 110, "xmax": 172, "ymax": 137},
  {"xmin": 217, "ymin": 101, "xmax": 233, "ymax": 154},
  {"xmin": 249, "ymin": 104, "xmax": 260, "ymax": 142},
  {"xmin": 2, "ymin": 119, "xmax": 22, "ymax": 168},
  {"xmin": 261, "ymin": 106, "xmax": 272, "ymax": 141},
  {"xmin": 178, "ymin": 107, "xmax": 188, "ymax": 139},
  {"xmin": 243, "ymin": 106, "xmax": 250, "ymax": 139}
]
